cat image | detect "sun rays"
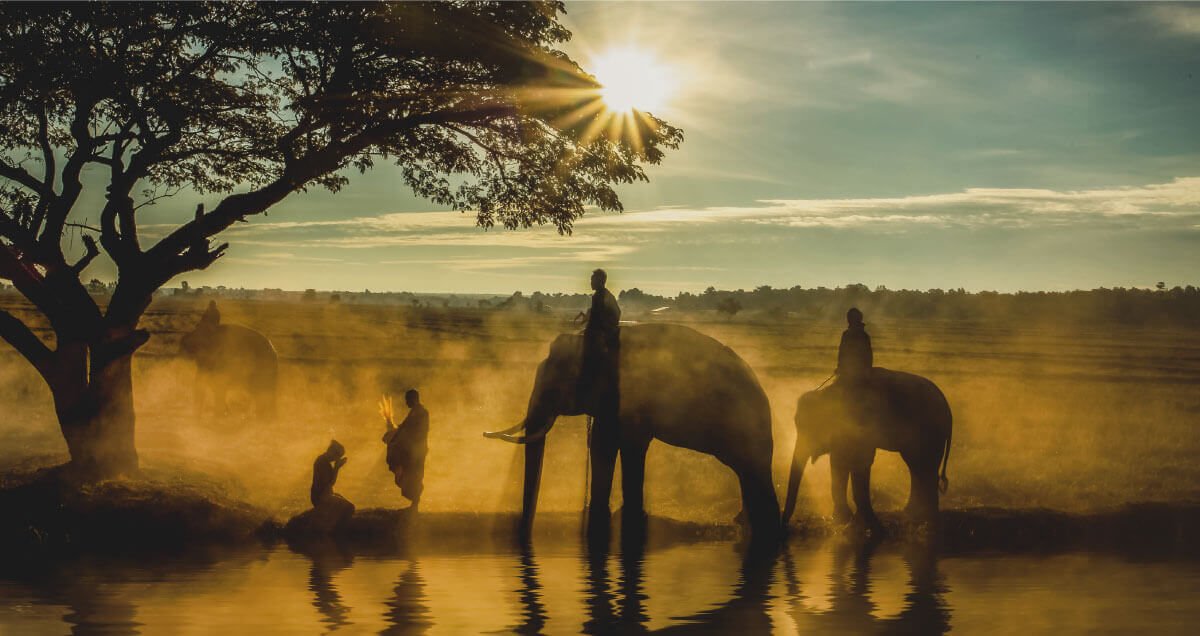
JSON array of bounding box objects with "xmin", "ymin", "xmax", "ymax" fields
[{"xmin": 517, "ymin": 43, "xmax": 682, "ymax": 150}]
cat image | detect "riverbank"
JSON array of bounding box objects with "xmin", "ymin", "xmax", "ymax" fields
[{"xmin": 3, "ymin": 467, "xmax": 1198, "ymax": 559}]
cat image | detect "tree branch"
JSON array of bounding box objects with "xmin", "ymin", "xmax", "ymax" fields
[
  {"xmin": 40, "ymin": 96, "xmax": 98, "ymax": 254},
  {"xmin": 0, "ymin": 161, "xmax": 44, "ymax": 195},
  {"xmin": 0, "ymin": 308, "xmax": 53, "ymax": 374},
  {"xmin": 71, "ymin": 234, "xmax": 99, "ymax": 273}
]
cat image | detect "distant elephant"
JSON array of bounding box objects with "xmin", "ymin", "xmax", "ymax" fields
[
  {"xmin": 782, "ymin": 368, "xmax": 952, "ymax": 528},
  {"xmin": 179, "ymin": 301, "xmax": 278, "ymax": 417},
  {"xmin": 486, "ymin": 324, "xmax": 780, "ymax": 540}
]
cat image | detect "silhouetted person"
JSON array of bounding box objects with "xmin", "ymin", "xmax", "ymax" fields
[
  {"xmin": 577, "ymin": 268, "xmax": 620, "ymax": 412},
  {"xmin": 307, "ymin": 439, "xmax": 355, "ymax": 533},
  {"xmin": 837, "ymin": 307, "xmax": 873, "ymax": 382},
  {"xmin": 382, "ymin": 389, "xmax": 429, "ymax": 511},
  {"xmin": 312, "ymin": 439, "xmax": 348, "ymax": 507}
]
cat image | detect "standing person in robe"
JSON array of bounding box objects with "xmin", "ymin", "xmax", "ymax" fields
[{"xmin": 380, "ymin": 390, "xmax": 430, "ymax": 512}]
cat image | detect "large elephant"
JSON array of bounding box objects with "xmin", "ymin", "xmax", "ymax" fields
[
  {"xmin": 179, "ymin": 301, "xmax": 278, "ymax": 416},
  {"xmin": 782, "ymin": 368, "xmax": 952, "ymax": 528},
  {"xmin": 485, "ymin": 324, "xmax": 780, "ymax": 540}
]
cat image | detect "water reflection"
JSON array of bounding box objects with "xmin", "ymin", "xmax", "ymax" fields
[
  {"xmin": 381, "ymin": 562, "xmax": 432, "ymax": 634},
  {"xmin": 4, "ymin": 536, "xmax": 1199, "ymax": 633},
  {"xmin": 782, "ymin": 538, "xmax": 950, "ymax": 633},
  {"xmin": 305, "ymin": 540, "xmax": 354, "ymax": 632},
  {"xmin": 510, "ymin": 547, "xmax": 548, "ymax": 634}
]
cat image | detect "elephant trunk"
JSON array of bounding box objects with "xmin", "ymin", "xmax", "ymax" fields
[{"xmin": 782, "ymin": 440, "xmax": 809, "ymax": 525}]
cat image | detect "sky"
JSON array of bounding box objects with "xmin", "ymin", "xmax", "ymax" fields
[{"xmin": 93, "ymin": 2, "xmax": 1200, "ymax": 294}]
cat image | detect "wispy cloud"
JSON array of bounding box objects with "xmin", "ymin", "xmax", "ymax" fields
[
  {"xmin": 215, "ymin": 178, "xmax": 1200, "ymax": 259},
  {"xmin": 1144, "ymin": 5, "xmax": 1200, "ymax": 37}
]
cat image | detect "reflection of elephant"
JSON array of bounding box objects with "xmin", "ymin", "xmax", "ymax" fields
[
  {"xmin": 783, "ymin": 369, "xmax": 952, "ymax": 528},
  {"xmin": 486, "ymin": 324, "xmax": 780, "ymax": 540},
  {"xmin": 782, "ymin": 538, "xmax": 951, "ymax": 634},
  {"xmin": 178, "ymin": 301, "xmax": 277, "ymax": 416}
]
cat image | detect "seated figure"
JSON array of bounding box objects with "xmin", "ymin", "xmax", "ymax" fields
[{"xmin": 309, "ymin": 439, "xmax": 355, "ymax": 532}]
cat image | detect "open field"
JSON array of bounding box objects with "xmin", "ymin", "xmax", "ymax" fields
[{"xmin": 2, "ymin": 296, "xmax": 1199, "ymax": 525}]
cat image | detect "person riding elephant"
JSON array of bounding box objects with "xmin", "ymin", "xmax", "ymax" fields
[
  {"xmin": 485, "ymin": 323, "xmax": 781, "ymax": 542},
  {"xmin": 837, "ymin": 307, "xmax": 872, "ymax": 382},
  {"xmin": 577, "ymin": 268, "xmax": 621, "ymax": 414},
  {"xmin": 179, "ymin": 300, "xmax": 278, "ymax": 416}
]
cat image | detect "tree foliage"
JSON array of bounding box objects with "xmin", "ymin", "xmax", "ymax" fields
[{"xmin": 0, "ymin": 1, "xmax": 681, "ymax": 477}]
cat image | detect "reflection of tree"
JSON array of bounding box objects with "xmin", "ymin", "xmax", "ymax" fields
[
  {"xmin": 782, "ymin": 538, "xmax": 952, "ymax": 634},
  {"xmin": 5, "ymin": 550, "xmax": 265, "ymax": 635},
  {"xmin": 59, "ymin": 583, "xmax": 141, "ymax": 635},
  {"xmin": 306, "ymin": 541, "xmax": 354, "ymax": 633},
  {"xmin": 381, "ymin": 561, "xmax": 432, "ymax": 635}
]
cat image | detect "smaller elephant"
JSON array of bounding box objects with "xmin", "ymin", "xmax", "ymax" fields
[
  {"xmin": 783, "ymin": 368, "xmax": 951, "ymax": 529},
  {"xmin": 179, "ymin": 301, "xmax": 278, "ymax": 417}
]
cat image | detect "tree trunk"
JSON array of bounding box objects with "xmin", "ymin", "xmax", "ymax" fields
[{"xmin": 55, "ymin": 353, "xmax": 139, "ymax": 480}]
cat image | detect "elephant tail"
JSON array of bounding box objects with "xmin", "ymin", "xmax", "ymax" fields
[{"xmin": 938, "ymin": 419, "xmax": 952, "ymax": 494}]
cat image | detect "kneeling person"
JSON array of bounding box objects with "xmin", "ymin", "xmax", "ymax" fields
[{"xmin": 310, "ymin": 439, "xmax": 355, "ymax": 531}]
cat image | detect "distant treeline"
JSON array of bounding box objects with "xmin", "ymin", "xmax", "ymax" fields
[
  {"xmin": 8, "ymin": 281, "xmax": 1195, "ymax": 327},
  {"xmin": 609, "ymin": 284, "xmax": 1200, "ymax": 327},
  {"xmin": 482, "ymin": 283, "xmax": 1200, "ymax": 327}
]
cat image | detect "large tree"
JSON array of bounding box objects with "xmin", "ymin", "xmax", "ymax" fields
[{"xmin": 0, "ymin": 2, "xmax": 681, "ymax": 478}]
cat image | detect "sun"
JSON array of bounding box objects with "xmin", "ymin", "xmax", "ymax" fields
[{"xmin": 590, "ymin": 47, "xmax": 675, "ymax": 114}]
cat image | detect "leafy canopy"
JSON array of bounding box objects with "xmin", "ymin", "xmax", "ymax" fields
[{"xmin": 0, "ymin": 1, "xmax": 682, "ymax": 309}]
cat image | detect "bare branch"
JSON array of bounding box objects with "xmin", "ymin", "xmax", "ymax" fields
[{"xmin": 71, "ymin": 234, "xmax": 99, "ymax": 273}]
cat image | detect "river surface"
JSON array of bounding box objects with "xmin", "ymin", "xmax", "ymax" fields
[{"xmin": 2, "ymin": 538, "xmax": 1199, "ymax": 634}]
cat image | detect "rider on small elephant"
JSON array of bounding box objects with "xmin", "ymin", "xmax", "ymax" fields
[
  {"xmin": 837, "ymin": 307, "xmax": 872, "ymax": 381},
  {"xmin": 577, "ymin": 268, "xmax": 621, "ymax": 413}
]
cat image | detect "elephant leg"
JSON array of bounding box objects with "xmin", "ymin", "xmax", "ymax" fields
[
  {"xmin": 588, "ymin": 416, "xmax": 620, "ymax": 533},
  {"xmin": 850, "ymin": 450, "xmax": 882, "ymax": 531},
  {"xmin": 734, "ymin": 459, "xmax": 782, "ymax": 540},
  {"xmin": 910, "ymin": 463, "xmax": 941, "ymax": 522},
  {"xmin": 901, "ymin": 451, "xmax": 919, "ymax": 516},
  {"xmin": 619, "ymin": 435, "xmax": 650, "ymax": 530},
  {"xmin": 830, "ymin": 453, "xmax": 853, "ymax": 523}
]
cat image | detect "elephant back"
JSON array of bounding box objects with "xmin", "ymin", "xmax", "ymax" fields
[
  {"xmin": 191, "ymin": 323, "xmax": 278, "ymax": 379},
  {"xmin": 617, "ymin": 324, "xmax": 772, "ymax": 458}
]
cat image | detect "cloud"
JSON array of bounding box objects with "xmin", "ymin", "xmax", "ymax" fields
[
  {"xmin": 590, "ymin": 177, "xmax": 1200, "ymax": 231},
  {"xmin": 1144, "ymin": 5, "xmax": 1200, "ymax": 37},
  {"xmin": 203, "ymin": 178, "xmax": 1200, "ymax": 263}
]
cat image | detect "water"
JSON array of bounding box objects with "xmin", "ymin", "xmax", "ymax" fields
[{"xmin": 2, "ymin": 539, "xmax": 1199, "ymax": 634}]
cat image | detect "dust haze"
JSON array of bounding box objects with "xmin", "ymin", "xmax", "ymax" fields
[{"xmin": 2, "ymin": 294, "xmax": 1198, "ymax": 523}]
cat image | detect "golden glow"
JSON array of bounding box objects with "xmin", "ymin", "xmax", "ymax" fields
[{"xmin": 590, "ymin": 47, "xmax": 676, "ymax": 114}]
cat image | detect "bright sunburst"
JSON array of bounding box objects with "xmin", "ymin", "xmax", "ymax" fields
[{"xmin": 590, "ymin": 47, "xmax": 675, "ymax": 114}]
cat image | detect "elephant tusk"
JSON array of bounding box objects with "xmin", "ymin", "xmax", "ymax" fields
[
  {"xmin": 484, "ymin": 431, "xmax": 528, "ymax": 444},
  {"xmin": 484, "ymin": 420, "xmax": 527, "ymax": 441},
  {"xmin": 484, "ymin": 420, "xmax": 554, "ymax": 445}
]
